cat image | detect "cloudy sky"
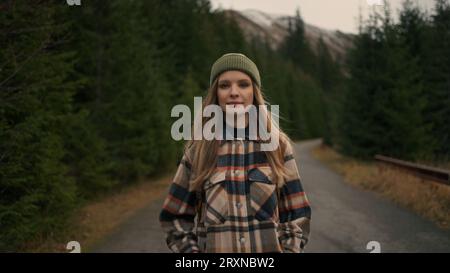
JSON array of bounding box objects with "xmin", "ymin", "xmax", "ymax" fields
[{"xmin": 209, "ymin": 0, "xmax": 436, "ymax": 33}]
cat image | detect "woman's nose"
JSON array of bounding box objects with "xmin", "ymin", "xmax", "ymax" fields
[{"xmin": 230, "ymin": 84, "xmax": 239, "ymax": 97}]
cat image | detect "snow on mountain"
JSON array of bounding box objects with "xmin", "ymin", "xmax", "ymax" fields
[{"xmin": 224, "ymin": 9, "xmax": 354, "ymax": 66}]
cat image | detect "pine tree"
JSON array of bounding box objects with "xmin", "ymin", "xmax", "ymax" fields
[
  {"xmin": 316, "ymin": 36, "xmax": 344, "ymax": 145},
  {"xmin": 279, "ymin": 8, "xmax": 316, "ymax": 76},
  {"xmin": 423, "ymin": 0, "xmax": 450, "ymax": 159},
  {"xmin": 0, "ymin": 1, "xmax": 78, "ymax": 250},
  {"xmin": 339, "ymin": 3, "xmax": 432, "ymax": 160},
  {"xmin": 338, "ymin": 10, "xmax": 383, "ymax": 158}
]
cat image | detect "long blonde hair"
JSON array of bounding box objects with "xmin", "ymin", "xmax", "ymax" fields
[{"xmin": 184, "ymin": 77, "xmax": 292, "ymax": 190}]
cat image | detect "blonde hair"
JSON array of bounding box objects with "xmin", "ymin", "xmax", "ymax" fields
[{"xmin": 184, "ymin": 77, "xmax": 292, "ymax": 191}]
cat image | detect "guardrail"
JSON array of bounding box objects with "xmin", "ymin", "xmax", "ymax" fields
[{"xmin": 374, "ymin": 155, "xmax": 450, "ymax": 186}]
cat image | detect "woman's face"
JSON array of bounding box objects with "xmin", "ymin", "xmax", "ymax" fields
[{"xmin": 216, "ymin": 70, "xmax": 254, "ymax": 112}]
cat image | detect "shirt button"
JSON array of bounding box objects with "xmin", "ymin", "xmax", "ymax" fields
[
  {"xmin": 236, "ymin": 202, "xmax": 242, "ymax": 209},
  {"xmin": 234, "ymin": 169, "xmax": 240, "ymax": 175},
  {"xmin": 240, "ymin": 237, "xmax": 246, "ymax": 244}
]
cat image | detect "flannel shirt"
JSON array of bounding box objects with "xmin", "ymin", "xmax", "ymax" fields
[{"xmin": 159, "ymin": 132, "xmax": 311, "ymax": 253}]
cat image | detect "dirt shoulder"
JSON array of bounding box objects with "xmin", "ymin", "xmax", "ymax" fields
[
  {"xmin": 24, "ymin": 171, "xmax": 174, "ymax": 253},
  {"xmin": 311, "ymin": 143, "xmax": 450, "ymax": 230}
]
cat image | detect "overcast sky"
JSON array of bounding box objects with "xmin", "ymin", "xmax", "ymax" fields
[{"xmin": 209, "ymin": 0, "xmax": 436, "ymax": 33}]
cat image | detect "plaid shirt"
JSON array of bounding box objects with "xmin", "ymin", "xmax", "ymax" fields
[{"xmin": 159, "ymin": 137, "xmax": 311, "ymax": 253}]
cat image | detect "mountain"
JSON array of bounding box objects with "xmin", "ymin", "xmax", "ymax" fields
[{"xmin": 223, "ymin": 9, "xmax": 355, "ymax": 66}]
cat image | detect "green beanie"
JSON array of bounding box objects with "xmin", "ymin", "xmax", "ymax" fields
[{"xmin": 210, "ymin": 53, "xmax": 261, "ymax": 87}]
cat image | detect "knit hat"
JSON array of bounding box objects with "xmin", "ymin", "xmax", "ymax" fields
[{"xmin": 210, "ymin": 53, "xmax": 261, "ymax": 87}]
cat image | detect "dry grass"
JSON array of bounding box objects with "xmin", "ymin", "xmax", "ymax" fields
[
  {"xmin": 311, "ymin": 144, "xmax": 450, "ymax": 230},
  {"xmin": 23, "ymin": 172, "xmax": 174, "ymax": 252}
]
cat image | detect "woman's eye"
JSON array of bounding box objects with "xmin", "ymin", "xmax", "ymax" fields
[
  {"xmin": 240, "ymin": 83, "xmax": 250, "ymax": 88},
  {"xmin": 219, "ymin": 84, "xmax": 229, "ymax": 89}
]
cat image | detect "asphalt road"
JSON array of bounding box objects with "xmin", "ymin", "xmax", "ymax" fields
[{"xmin": 91, "ymin": 139, "xmax": 450, "ymax": 253}]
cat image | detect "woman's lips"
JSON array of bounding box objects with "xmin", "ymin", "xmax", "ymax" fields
[{"xmin": 227, "ymin": 103, "xmax": 244, "ymax": 108}]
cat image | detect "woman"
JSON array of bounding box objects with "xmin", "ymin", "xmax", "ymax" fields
[{"xmin": 159, "ymin": 53, "xmax": 311, "ymax": 253}]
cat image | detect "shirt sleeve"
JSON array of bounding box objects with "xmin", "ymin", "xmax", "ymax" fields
[
  {"xmin": 278, "ymin": 140, "xmax": 312, "ymax": 253},
  {"xmin": 159, "ymin": 151, "xmax": 200, "ymax": 253}
]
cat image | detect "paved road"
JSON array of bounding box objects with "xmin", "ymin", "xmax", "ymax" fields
[{"xmin": 91, "ymin": 139, "xmax": 450, "ymax": 253}]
